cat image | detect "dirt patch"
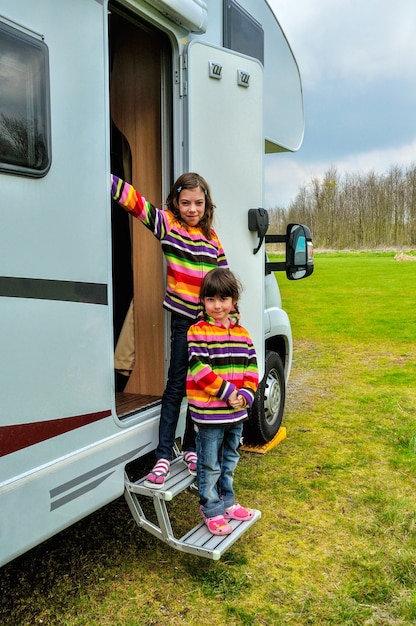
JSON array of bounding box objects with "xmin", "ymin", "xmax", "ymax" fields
[
  {"xmin": 285, "ymin": 339, "xmax": 334, "ymax": 415},
  {"xmin": 394, "ymin": 252, "xmax": 416, "ymax": 261}
]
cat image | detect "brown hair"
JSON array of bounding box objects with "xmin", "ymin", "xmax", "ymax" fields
[
  {"xmin": 200, "ymin": 268, "xmax": 242, "ymax": 319},
  {"xmin": 165, "ymin": 172, "xmax": 215, "ymax": 239}
]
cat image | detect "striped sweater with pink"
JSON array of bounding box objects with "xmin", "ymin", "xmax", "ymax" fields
[
  {"xmin": 111, "ymin": 175, "xmax": 228, "ymax": 320},
  {"xmin": 187, "ymin": 316, "xmax": 258, "ymax": 425}
]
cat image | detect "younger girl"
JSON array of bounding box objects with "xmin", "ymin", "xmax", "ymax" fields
[
  {"xmin": 111, "ymin": 173, "xmax": 228, "ymax": 488},
  {"xmin": 186, "ymin": 268, "xmax": 259, "ymax": 535}
]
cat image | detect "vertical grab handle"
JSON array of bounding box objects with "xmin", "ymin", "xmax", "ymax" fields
[{"xmin": 248, "ymin": 208, "xmax": 269, "ymax": 255}]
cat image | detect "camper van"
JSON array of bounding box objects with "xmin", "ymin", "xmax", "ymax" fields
[{"xmin": 0, "ymin": 0, "xmax": 313, "ymax": 564}]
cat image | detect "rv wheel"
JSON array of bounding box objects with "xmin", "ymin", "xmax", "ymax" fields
[{"xmin": 246, "ymin": 350, "xmax": 285, "ymax": 444}]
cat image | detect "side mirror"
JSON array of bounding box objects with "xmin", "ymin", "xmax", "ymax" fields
[{"xmin": 286, "ymin": 224, "xmax": 314, "ymax": 280}]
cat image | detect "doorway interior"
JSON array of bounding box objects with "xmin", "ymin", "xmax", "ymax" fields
[{"xmin": 109, "ymin": 6, "xmax": 172, "ymax": 417}]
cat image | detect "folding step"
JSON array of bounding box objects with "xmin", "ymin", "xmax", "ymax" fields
[
  {"xmin": 125, "ymin": 456, "xmax": 195, "ymax": 501},
  {"xmin": 124, "ymin": 457, "xmax": 261, "ymax": 560},
  {"xmin": 178, "ymin": 509, "xmax": 261, "ymax": 560}
]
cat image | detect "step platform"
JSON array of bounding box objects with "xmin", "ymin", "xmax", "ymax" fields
[
  {"xmin": 179, "ymin": 509, "xmax": 261, "ymax": 560},
  {"xmin": 126, "ymin": 455, "xmax": 195, "ymax": 501},
  {"xmin": 124, "ymin": 456, "xmax": 261, "ymax": 560}
]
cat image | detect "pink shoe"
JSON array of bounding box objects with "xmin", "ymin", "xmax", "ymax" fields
[
  {"xmin": 143, "ymin": 459, "xmax": 170, "ymax": 489},
  {"xmin": 224, "ymin": 503, "xmax": 254, "ymax": 521},
  {"xmin": 200, "ymin": 507, "xmax": 233, "ymax": 536}
]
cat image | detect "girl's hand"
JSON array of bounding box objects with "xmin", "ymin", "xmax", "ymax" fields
[{"xmin": 228, "ymin": 390, "xmax": 245, "ymax": 409}]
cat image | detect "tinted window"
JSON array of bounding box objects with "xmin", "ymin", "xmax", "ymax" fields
[
  {"xmin": 0, "ymin": 21, "xmax": 51, "ymax": 176},
  {"xmin": 223, "ymin": 0, "xmax": 264, "ymax": 65}
]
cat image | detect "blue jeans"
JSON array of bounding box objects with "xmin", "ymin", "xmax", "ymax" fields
[
  {"xmin": 196, "ymin": 422, "xmax": 243, "ymax": 519},
  {"xmin": 156, "ymin": 313, "xmax": 196, "ymax": 461}
]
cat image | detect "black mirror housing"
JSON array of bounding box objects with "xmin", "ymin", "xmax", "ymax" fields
[
  {"xmin": 264, "ymin": 223, "xmax": 314, "ymax": 280},
  {"xmin": 285, "ymin": 223, "xmax": 314, "ymax": 280}
]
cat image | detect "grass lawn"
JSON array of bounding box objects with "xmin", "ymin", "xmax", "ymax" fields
[{"xmin": 1, "ymin": 251, "xmax": 416, "ymax": 625}]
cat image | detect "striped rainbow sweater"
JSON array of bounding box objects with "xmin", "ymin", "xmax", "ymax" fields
[
  {"xmin": 187, "ymin": 316, "xmax": 258, "ymax": 425},
  {"xmin": 111, "ymin": 175, "xmax": 228, "ymax": 320}
]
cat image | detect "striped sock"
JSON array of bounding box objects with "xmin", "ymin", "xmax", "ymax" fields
[{"xmin": 146, "ymin": 458, "xmax": 170, "ymax": 485}]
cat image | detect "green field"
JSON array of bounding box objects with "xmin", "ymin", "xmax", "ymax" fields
[{"xmin": 1, "ymin": 252, "xmax": 416, "ymax": 625}]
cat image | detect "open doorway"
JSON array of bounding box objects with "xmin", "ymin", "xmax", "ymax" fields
[{"xmin": 109, "ymin": 6, "xmax": 172, "ymax": 417}]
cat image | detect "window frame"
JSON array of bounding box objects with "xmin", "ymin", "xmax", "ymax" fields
[{"xmin": 0, "ymin": 20, "xmax": 52, "ymax": 177}]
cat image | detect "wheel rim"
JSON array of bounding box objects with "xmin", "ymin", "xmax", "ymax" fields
[{"xmin": 263, "ymin": 368, "xmax": 281, "ymax": 426}]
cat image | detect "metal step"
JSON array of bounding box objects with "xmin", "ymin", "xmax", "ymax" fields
[
  {"xmin": 179, "ymin": 509, "xmax": 261, "ymax": 560},
  {"xmin": 125, "ymin": 456, "xmax": 195, "ymax": 501},
  {"xmin": 124, "ymin": 457, "xmax": 261, "ymax": 560}
]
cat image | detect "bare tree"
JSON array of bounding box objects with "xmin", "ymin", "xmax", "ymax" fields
[{"xmin": 268, "ymin": 164, "xmax": 416, "ymax": 249}]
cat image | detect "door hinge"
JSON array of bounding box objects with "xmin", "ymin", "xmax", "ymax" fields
[{"xmin": 176, "ymin": 54, "xmax": 187, "ymax": 97}]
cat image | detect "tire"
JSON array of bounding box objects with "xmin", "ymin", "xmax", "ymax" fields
[{"xmin": 245, "ymin": 350, "xmax": 285, "ymax": 444}]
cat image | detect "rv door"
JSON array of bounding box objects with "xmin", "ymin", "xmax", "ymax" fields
[{"xmin": 185, "ymin": 42, "xmax": 265, "ymax": 373}]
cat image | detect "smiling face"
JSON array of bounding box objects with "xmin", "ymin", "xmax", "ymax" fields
[
  {"xmin": 202, "ymin": 295, "xmax": 235, "ymax": 326},
  {"xmin": 178, "ymin": 187, "xmax": 206, "ymax": 227}
]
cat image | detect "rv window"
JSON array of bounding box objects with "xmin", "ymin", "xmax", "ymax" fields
[
  {"xmin": 0, "ymin": 21, "xmax": 51, "ymax": 177},
  {"xmin": 223, "ymin": 0, "xmax": 264, "ymax": 65}
]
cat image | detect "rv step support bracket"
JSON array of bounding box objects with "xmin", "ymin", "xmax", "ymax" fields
[{"xmin": 124, "ymin": 457, "xmax": 261, "ymax": 560}]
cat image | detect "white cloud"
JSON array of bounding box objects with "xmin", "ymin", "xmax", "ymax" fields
[
  {"xmin": 265, "ymin": 139, "xmax": 416, "ymax": 209},
  {"xmin": 345, "ymin": 140, "xmax": 416, "ymax": 174},
  {"xmin": 265, "ymin": 156, "xmax": 310, "ymax": 208}
]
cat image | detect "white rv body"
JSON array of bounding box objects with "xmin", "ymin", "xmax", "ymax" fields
[{"xmin": 0, "ymin": 0, "xmax": 304, "ymax": 566}]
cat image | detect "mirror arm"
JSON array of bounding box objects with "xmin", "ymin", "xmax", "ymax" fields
[
  {"xmin": 266, "ymin": 261, "xmax": 286, "ymax": 274},
  {"xmin": 265, "ymin": 233, "xmax": 286, "ymax": 274},
  {"xmin": 265, "ymin": 234, "xmax": 286, "ymax": 244}
]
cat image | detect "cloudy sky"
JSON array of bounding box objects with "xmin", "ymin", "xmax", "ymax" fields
[{"xmin": 265, "ymin": 0, "xmax": 416, "ymax": 208}]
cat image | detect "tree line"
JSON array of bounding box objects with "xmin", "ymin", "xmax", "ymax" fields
[{"xmin": 268, "ymin": 164, "xmax": 416, "ymax": 249}]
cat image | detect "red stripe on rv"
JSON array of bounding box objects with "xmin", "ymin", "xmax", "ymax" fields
[{"xmin": 0, "ymin": 410, "xmax": 112, "ymax": 457}]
